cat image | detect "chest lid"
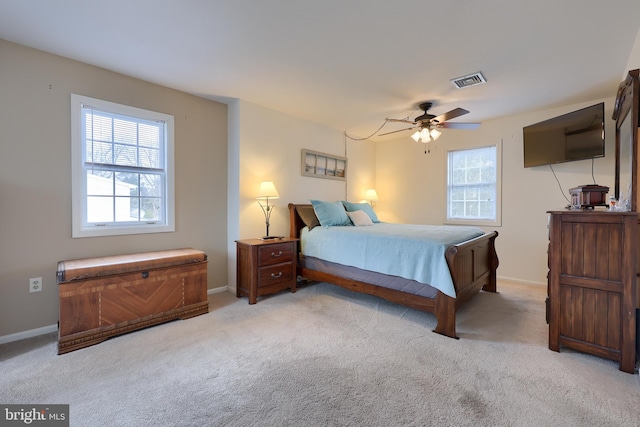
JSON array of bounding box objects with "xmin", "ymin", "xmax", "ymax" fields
[{"xmin": 57, "ymin": 248, "xmax": 207, "ymax": 283}]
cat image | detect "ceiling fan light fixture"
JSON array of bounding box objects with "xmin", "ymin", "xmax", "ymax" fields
[
  {"xmin": 411, "ymin": 128, "xmax": 436, "ymax": 143},
  {"xmin": 379, "ymin": 100, "xmax": 479, "ymax": 142}
]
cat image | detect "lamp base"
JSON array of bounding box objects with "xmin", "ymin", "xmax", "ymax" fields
[{"xmin": 261, "ymin": 235, "xmax": 282, "ymax": 240}]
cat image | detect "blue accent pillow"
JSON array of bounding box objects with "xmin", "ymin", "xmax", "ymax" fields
[
  {"xmin": 342, "ymin": 201, "xmax": 380, "ymax": 223},
  {"xmin": 310, "ymin": 200, "xmax": 351, "ymax": 227}
]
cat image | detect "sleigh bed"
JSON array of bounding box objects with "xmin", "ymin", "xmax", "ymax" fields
[{"xmin": 288, "ymin": 203, "xmax": 499, "ymax": 338}]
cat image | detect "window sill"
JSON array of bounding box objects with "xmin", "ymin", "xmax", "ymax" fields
[
  {"xmin": 72, "ymin": 223, "xmax": 175, "ymax": 238},
  {"xmin": 444, "ymin": 218, "xmax": 501, "ymax": 227}
]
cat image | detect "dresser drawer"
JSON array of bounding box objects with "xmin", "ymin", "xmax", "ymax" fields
[
  {"xmin": 258, "ymin": 242, "xmax": 294, "ymax": 266},
  {"xmin": 258, "ymin": 262, "xmax": 294, "ymax": 287}
]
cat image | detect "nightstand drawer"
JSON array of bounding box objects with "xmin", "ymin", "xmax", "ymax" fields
[
  {"xmin": 258, "ymin": 242, "xmax": 294, "ymax": 266},
  {"xmin": 258, "ymin": 263, "xmax": 293, "ymax": 287}
]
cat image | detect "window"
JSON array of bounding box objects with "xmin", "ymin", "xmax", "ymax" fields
[
  {"xmin": 446, "ymin": 145, "xmax": 501, "ymax": 226},
  {"xmin": 71, "ymin": 94, "xmax": 175, "ymax": 237}
]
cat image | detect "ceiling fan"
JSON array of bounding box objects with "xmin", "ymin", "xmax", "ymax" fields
[{"xmin": 380, "ymin": 101, "xmax": 480, "ymax": 143}]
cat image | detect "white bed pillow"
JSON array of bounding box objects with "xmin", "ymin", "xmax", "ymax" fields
[
  {"xmin": 342, "ymin": 201, "xmax": 380, "ymax": 223},
  {"xmin": 347, "ymin": 209, "xmax": 373, "ymax": 226}
]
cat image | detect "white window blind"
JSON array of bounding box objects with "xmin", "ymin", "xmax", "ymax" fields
[{"xmin": 71, "ymin": 94, "xmax": 175, "ymax": 237}]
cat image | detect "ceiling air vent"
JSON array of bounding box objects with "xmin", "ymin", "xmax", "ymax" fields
[{"xmin": 450, "ymin": 72, "xmax": 486, "ymax": 89}]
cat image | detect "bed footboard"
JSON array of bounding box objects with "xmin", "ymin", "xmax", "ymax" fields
[
  {"xmin": 446, "ymin": 231, "xmax": 499, "ymax": 299},
  {"xmin": 432, "ymin": 231, "xmax": 499, "ymax": 338}
]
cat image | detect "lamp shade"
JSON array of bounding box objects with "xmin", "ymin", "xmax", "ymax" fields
[
  {"xmin": 365, "ymin": 189, "xmax": 379, "ymax": 202},
  {"xmin": 256, "ymin": 181, "xmax": 280, "ymax": 199}
]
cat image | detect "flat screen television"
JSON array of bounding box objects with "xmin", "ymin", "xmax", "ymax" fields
[{"xmin": 523, "ymin": 102, "xmax": 605, "ymax": 168}]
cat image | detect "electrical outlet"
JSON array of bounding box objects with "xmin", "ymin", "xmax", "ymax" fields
[{"xmin": 29, "ymin": 277, "xmax": 42, "ymax": 293}]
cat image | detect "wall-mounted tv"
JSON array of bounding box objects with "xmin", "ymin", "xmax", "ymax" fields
[{"xmin": 523, "ymin": 102, "xmax": 605, "ymax": 168}]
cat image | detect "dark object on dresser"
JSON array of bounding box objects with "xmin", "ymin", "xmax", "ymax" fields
[
  {"xmin": 236, "ymin": 238, "xmax": 298, "ymax": 304},
  {"xmin": 288, "ymin": 203, "xmax": 499, "ymax": 339},
  {"xmin": 568, "ymin": 185, "xmax": 609, "ymax": 209},
  {"xmin": 57, "ymin": 248, "xmax": 208, "ymax": 354},
  {"xmin": 547, "ymin": 211, "xmax": 637, "ymax": 373}
]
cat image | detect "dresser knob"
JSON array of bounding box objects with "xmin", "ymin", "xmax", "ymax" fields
[
  {"xmin": 271, "ymin": 251, "xmax": 283, "ymax": 257},
  {"xmin": 271, "ymin": 272, "xmax": 283, "ymax": 279}
]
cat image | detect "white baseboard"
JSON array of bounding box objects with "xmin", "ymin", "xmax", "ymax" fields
[
  {"xmin": 497, "ymin": 275, "xmax": 546, "ymax": 287},
  {"xmin": 208, "ymin": 285, "xmax": 232, "ymax": 295},
  {"xmin": 0, "ymin": 324, "xmax": 58, "ymax": 346},
  {"xmin": 0, "ymin": 286, "xmax": 233, "ymax": 346}
]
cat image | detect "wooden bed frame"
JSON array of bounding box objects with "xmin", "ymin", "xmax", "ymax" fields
[{"xmin": 288, "ymin": 203, "xmax": 499, "ymax": 339}]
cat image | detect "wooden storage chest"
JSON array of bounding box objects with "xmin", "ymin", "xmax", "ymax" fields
[{"xmin": 57, "ymin": 248, "xmax": 208, "ymax": 354}]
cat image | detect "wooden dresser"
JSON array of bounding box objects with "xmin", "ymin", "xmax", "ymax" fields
[
  {"xmin": 547, "ymin": 210, "xmax": 637, "ymax": 373},
  {"xmin": 57, "ymin": 248, "xmax": 208, "ymax": 354},
  {"xmin": 236, "ymin": 238, "xmax": 298, "ymax": 304}
]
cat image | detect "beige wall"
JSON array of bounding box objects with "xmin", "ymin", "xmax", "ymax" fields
[
  {"xmin": 376, "ymin": 98, "xmax": 617, "ymax": 286},
  {"xmin": 239, "ymin": 101, "xmax": 376, "ymax": 239},
  {"xmin": 624, "ymin": 26, "xmax": 640, "ymax": 74},
  {"xmin": 0, "ymin": 40, "xmax": 228, "ymax": 337},
  {"xmin": 226, "ymin": 100, "xmax": 376, "ymax": 290}
]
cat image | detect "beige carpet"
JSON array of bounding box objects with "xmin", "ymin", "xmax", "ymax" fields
[{"xmin": 1, "ymin": 281, "xmax": 639, "ymax": 426}]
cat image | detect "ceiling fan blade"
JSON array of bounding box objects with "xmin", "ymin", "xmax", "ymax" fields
[
  {"xmin": 386, "ymin": 118, "xmax": 415, "ymax": 124},
  {"xmin": 378, "ymin": 126, "xmax": 416, "ymax": 136},
  {"xmin": 432, "ymin": 108, "xmax": 469, "ymax": 123},
  {"xmin": 436, "ymin": 122, "xmax": 481, "ymax": 130}
]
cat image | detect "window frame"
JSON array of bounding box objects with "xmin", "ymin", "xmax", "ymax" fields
[
  {"xmin": 71, "ymin": 94, "xmax": 175, "ymax": 238},
  {"xmin": 445, "ymin": 143, "xmax": 502, "ymax": 227}
]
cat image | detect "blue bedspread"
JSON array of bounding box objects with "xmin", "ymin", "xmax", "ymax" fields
[{"xmin": 300, "ymin": 223, "xmax": 485, "ymax": 298}]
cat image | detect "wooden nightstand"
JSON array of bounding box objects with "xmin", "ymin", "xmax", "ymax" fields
[{"xmin": 235, "ymin": 237, "xmax": 298, "ymax": 304}]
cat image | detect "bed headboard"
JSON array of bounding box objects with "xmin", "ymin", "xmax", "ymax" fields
[{"xmin": 288, "ymin": 203, "xmax": 311, "ymax": 239}]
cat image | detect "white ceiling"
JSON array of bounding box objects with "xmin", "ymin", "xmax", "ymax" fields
[{"xmin": 1, "ymin": 1, "xmax": 639, "ymax": 140}]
